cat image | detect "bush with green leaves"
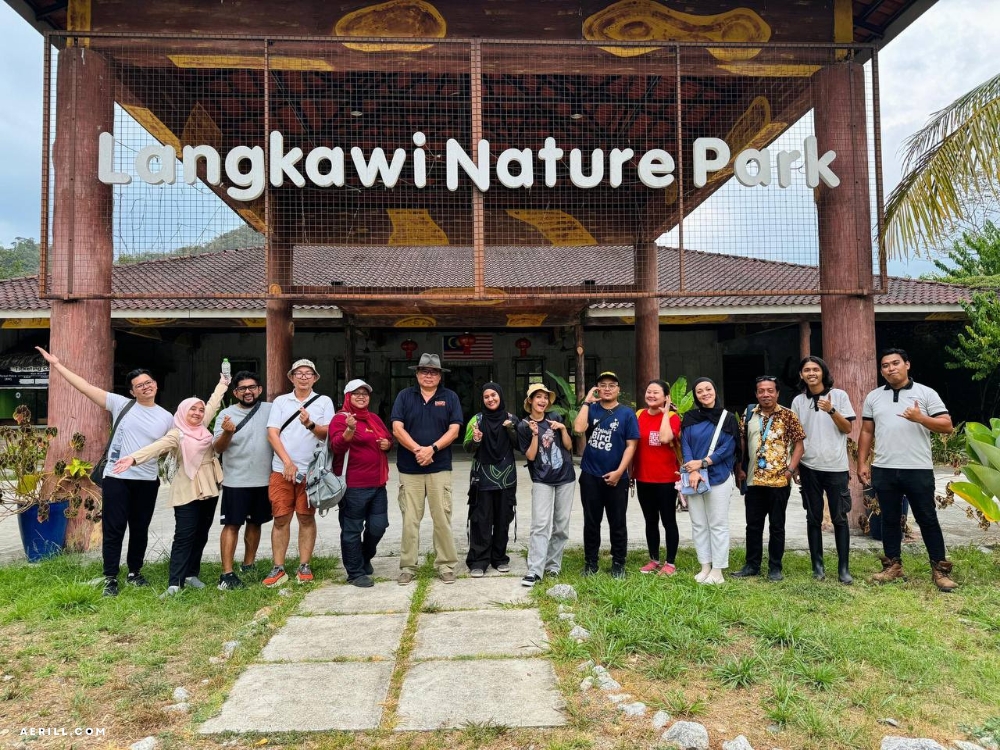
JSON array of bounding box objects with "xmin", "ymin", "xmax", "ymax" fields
[{"xmin": 944, "ymin": 419, "xmax": 1000, "ymax": 528}]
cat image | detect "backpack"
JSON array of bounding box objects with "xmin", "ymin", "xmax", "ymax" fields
[{"xmin": 304, "ymin": 441, "xmax": 347, "ymax": 516}]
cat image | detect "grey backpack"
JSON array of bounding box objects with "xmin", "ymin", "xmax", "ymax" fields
[{"xmin": 304, "ymin": 442, "xmax": 347, "ymax": 516}]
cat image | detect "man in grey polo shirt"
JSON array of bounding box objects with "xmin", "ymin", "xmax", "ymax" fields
[
  {"xmin": 857, "ymin": 348, "xmax": 956, "ymax": 592},
  {"xmin": 213, "ymin": 370, "xmax": 273, "ymax": 590}
]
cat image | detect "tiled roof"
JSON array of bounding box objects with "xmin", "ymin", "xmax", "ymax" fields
[{"xmin": 0, "ymin": 246, "xmax": 972, "ymax": 313}]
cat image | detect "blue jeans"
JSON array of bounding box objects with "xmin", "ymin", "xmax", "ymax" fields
[{"xmin": 338, "ymin": 486, "xmax": 389, "ymax": 580}]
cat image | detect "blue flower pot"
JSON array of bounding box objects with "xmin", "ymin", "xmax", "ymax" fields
[{"xmin": 17, "ymin": 500, "xmax": 69, "ymax": 562}]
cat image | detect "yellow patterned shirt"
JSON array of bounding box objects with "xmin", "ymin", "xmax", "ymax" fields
[{"xmin": 744, "ymin": 405, "xmax": 806, "ymax": 488}]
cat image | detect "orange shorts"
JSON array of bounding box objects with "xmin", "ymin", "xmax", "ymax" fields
[{"xmin": 268, "ymin": 471, "xmax": 315, "ymax": 517}]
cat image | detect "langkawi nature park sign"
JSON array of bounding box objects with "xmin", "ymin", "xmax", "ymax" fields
[{"xmin": 97, "ymin": 131, "xmax": 840, "ymax": 200}]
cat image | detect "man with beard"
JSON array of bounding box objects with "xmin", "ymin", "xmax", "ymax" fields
[{"xmin": 213, "ymin": 371, "xmax": 274, "ymax": 589}]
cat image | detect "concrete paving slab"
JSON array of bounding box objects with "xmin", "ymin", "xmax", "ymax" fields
[
  {"xmin": 395, "ymin": 658, "xmax": 565, "ymax": 730},
  {"xmin": 260, "ymin": 614, "xmax": 407, "ymax": 661},
  {"xmin": 300, "ymin": 582, "xmax": 414, "ymax": 615},
  {"xmin": 412, "ymin": 609, "xmax": 548, "ymax": 659},
  {"xmin": 199, "ymin": 662, "xmax": 393, "ymax": 733},
  {"xmin": 423, "ymin": 576, "xmax": 531, "ymax": 611}
]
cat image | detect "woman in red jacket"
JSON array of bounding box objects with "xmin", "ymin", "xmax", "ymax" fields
[
  {"xmin": 329, "ymin": 379, "xmax": 394, "ymax": 588},
  {"xmin": 631, "ymin": 379, "xmax": 683, "ymax": 576}
]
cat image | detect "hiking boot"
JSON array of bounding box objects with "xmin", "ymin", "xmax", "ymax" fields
[
  {"xmin": 610, "ymin": 563, "xmax": 626, "ymax": 579},
  {"xmin": 640, "ymin": 560, "xmax": 661, "ymax": 574},
  {"xmin": 730, "ymin": 565, "xmax": 760, "ymax": 578},
  {"xmin": 348, "ymin": 575, "xmax": 374, "ymax": 588},
  {"xmin": 398, "ymin": 570, "xmax": 415, "ymax": 586},
  {"xmin": 931, "ymin": 560, "xmax": 957, "ymax": 592},
  {"xmin": 217, "ymin": 572, "xmax": 246, "ymax": 590},
  {"xmin": 440, "ymin": 570, "xmax": 456, "ymax": 584},
  {"xmin": 184, "ymin": 576, "xmax": 206, "ymax": 589},
  {"xmin": 126, "ymin": 572, "xmax": 149, "ymax": 587},
  {"xmin": 263, "ymin": 566, "xmax": 288, "ymax": 588},
  {"xmin": 658, "ymin": 562, "xmax": 677, "ymax": 576},
  {"xmin": 103, "ymin": 577, "xmax": 119, "ymax": 597},
  {"xmin": 582, "ymin": 564, "xmax": 598, "ymax": 577},
  {"xmin": 470, "ymin": 568, "xmax": 485, "ymax": 578},
  {"xmin": 297, "ymin": 564, "xmax": 314, "ymax": 584},
  {"xmin": 521, "ymin": 574, "xmax": 540, "ymax": 587},
  {"xmin": 872, "ymin": 556, "xmax": 904, "ymax": 584}
]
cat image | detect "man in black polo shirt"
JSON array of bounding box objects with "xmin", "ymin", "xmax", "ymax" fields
[{"xmin": 390, "ymin": 353, "xmax": 464, "ymax": 585}]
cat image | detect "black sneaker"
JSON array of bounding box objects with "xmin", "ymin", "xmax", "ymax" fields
[
  {"xmin": 767, "ymin": 569, "xmax": 784, "ymax": 582},
  {"xmin": 521, "ymin": 574, "xmax": 540, "ymax": 587},
  {"xmin": 730, "ymin": 565, "xmax": 760, "ymax": 578},
  {"xmin": 582, "ymin": 565, "xmax": 598, "ymax": 577},
  {"xmin": 348, "ymin": 575, "xmax": 374, "ymax": 588},
  {"xmin": 217, "ymin": 572, "xmax": 246, "ymax": 591},
  {"xmin": 240, "ymin": 562, "xmax": 257, "ymax": 574},
  {"xmin": 126, "ymin": 572, "xmax": 149, "ymax": 587},
  {"xmin": 611, "ymin": 563, "xmax": 626, "ymax": 579},
  {"xmin": 103, "ymin": 577, "xmax": 119, "ymax": 597}
]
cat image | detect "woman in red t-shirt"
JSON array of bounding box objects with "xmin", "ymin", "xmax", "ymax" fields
[{"xmin": 631, "ymin": 379, "xmax": 683, "ymax": 575}]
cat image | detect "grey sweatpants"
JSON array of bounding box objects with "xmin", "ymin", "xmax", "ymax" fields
[{"xmin": 526, "ymin": 481, "xmax": 575, "ymax": 578}]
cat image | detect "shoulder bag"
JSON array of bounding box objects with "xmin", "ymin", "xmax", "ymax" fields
[
  {"xmin": 91, "ymin": 399, "xmax": 136, "ymax": 488},
  {"xmin": 679, "ymin": 409, "xmax": 727, "ymax": 496}
]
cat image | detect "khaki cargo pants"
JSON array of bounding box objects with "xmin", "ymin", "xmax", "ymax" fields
[{"xmin": 398, "ymin": 471, "xmax": 458, "ymax": 574}]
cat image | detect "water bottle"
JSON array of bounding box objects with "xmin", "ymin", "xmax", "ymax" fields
[{"xmin": 221, "ymin": 358, "xmax": 231, "ymax": 378}]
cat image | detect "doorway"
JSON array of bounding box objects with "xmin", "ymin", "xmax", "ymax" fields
[{"xmin": 446, "ymin": 363, "xmax": 496, "ymax": 421}]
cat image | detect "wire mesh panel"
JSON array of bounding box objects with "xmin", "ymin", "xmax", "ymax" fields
[{"xmin": 40, "ymin": 33, "xmax": 883, "ymax": 304}]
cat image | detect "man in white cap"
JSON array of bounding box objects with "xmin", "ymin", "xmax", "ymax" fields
[
  {"xmin": 390, "ymin": 353, "xmax": 464, "ymax": 584},
  {"xmin": 263, "ymin": 359, "xmax": 334, "ymax": 587}
]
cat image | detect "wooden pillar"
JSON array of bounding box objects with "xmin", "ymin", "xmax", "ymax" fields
[
  {"xmin": 799, "ymin": 320, "xmax": 812, "ymax": 359},
  {"xmin": 813, "ymin": 62, "xmax": 878, "ymax": 528},
  {"xmin": 344, "ymin": 322, "xmax": 355, "ymax": 383},
  {"xmin": 266, "ymin": 193, "xmax": 293, "ymax": 401},
  {"xmin": 634, "ymin": 241, "xmax": 660, "ymax": 398},
  {"xmin": 574, "ymin": 320, "xmax": 586, "ymax": 455},
  {"xmin": 47, "ymin": 48, "xmax": 115, "ymax": 551}
]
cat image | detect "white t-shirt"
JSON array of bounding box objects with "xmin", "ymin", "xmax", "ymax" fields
[
  {"xmin": 214, "ymin": 402, "xmax": 274, "ymax": 488},
  {"xmin": 791, "ymin": 388, "xmax": 856, "ymax": 472},
  {"xmin": 105, "ymin": 393, "xmax": 174, "ymax": 481},
  {"xmin": 862, "ymin": 381, "xmax": 949, "ymax": 470},
  {"xmin": 266, "ymin": 391, "xmax": 335, "ymax": 473}
]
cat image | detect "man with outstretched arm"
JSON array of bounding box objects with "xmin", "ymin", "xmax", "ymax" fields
[
  {"xmin": 36, "ymin": 346, "xmax": 172, "ymax": 597},
  {"xmin": 857, "ymin": 348, "xmax": 956, "ymax": 592}
]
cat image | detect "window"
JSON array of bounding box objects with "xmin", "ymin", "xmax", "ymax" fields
[
  {"xmin": 334, "ymin": 358, "xmax": 369, "ymax": 398},
  {"xmin": 514, "ymin": 357, "xmax": 545, "ymax": 398},
  {"xmin": 566, "ymin": 356, "xmax": 600, "ymax": 393}
]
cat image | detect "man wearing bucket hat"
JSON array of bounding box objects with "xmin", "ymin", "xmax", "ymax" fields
[
  {"xmin": 517, "ymin": 383, "xmax": 575, "ymax": 587},
  {"xmin": 263, "ymin": 359, "xmax": 334, "ymax": 587},
  {"xmin": 390, "ymin": 353, "xmax": 464, "ymax": 584}
]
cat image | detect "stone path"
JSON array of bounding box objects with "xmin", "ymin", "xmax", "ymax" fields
[{"xmin": 199, "ymin": 564, "xmax": 566, "ymax": 734}]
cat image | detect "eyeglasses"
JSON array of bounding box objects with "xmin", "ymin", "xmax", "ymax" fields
[
  {"xmin": 597, "ymin": 383, "xmax": 619, "ymax": 389},
  {"xmin": 131, "ymin": 380, "xmax": 156, "ymax": 390},
  {"xmin": 351, "ymin": 391, "xmax": 371, "ymax": 398},
  {"xmin": 292, "ymin": 370, "xmax": 315, "ymax": 379},
  {"xmin": 417, "ymin": 368, "xmax": 441, "ymax": 375},
  {"xmin": 234, "ymin": 385, "xmax": 262, "ymax": 394},
  {"xmin": 755, "ymin": 376, "xmax": 778, "ymax": 383}
]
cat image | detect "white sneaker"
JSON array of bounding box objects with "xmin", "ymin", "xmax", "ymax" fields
[
  {"xmin": 694, "ymin": 566, "xmax": 711, "ymax": 583},
  {"xmin": 184, "ymin": 576, "xmax": 206, "ymax": 589},
  {"xmin": 159, "ymin": 585, "xmax": 181, "ymax": 600}
]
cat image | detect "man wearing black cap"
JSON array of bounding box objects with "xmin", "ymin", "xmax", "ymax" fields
[
  {"xmin": 573, "ymin": 371, "xmax": 639, "ymax": 578},
  {"xmin": 390, "ymin": 353, "xmax": 464, "ymax": 585}
]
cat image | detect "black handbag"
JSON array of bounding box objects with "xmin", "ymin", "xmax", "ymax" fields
[{"xmin": 91, "ymin": 400, "xmax": 136, "ymax": 488}]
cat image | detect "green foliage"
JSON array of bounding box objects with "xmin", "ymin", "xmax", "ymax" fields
[
  {"xmin": 0, "ymin": 406, "xmax": 58, "ymax": 519},
  {"xmin": 545, "ymin": 370, "xmax": 582, "ymax": 428},
  {"xmin": 946, "ymin": 291, "xmax": 1000, "ymax": 381},
  {"xmin": 925, "ymin": 221, "xmax": 1000, "ymax": 283},
  {"xmin": 669, "ymin": 376, "xmax": 695, "ymax": 415},
  {"xmin": 945, "ymin": 420, "xmax": 1000, "ymax": 526},
  {"xmin": 0, "ymin": 237, "xmax": 40, "ymax": 279},
  {"xmin": 115, "ymin": 225, "xmax": 264, "ymax": 265}
]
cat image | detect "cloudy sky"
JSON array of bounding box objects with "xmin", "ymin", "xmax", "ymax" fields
[{"xmin": 1, "ymin": 0, "xmax": 999, "ymax": 276}]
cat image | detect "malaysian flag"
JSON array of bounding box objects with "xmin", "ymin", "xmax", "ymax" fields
[{"xmin": 442, "ymin": 334, "xmax": 494, "ymax": 361}]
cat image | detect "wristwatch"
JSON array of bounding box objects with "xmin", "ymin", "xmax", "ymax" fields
[
  {"xmin": 700, "ymin": 459, "xmax": 708, "ymax": 469},
  {"xmin": 829, "ymin": 407, "xmax": 837, "ymax": 415},
  {"xmin": 432, "ymin": 444, "xmax": 440, "ymax": 454},
  {"xmin": 306, "ymin": 421, "xmax": 316, "ymax": 430}
]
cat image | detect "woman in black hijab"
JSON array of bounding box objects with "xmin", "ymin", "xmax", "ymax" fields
[
  {"xmin": 680, "ymin": 377, "xmax": 740, "ymax": 584},
  {"xmin": 463, "ymin": 382, "xmax": 519, "ymax": 577}
]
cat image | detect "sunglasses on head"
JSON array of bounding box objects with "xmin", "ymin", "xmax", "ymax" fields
[{"xmin": 755, "ymin": 376, "xmax": 778, "ymax": 383}]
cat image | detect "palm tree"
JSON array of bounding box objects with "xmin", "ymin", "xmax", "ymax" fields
[{"xmin": 882, "ymin": 71, "xmax": 1000, "ymax": 258}]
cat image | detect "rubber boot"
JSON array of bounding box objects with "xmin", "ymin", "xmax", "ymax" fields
[
  {"xmin": 872, "ymin": 555, "xmax": 904, "ymax": 583},
  {"xmin": 806, "ymin": 525, "xmax": 825, "ymax": 581},
  {"xmin": 931, "ymin": 560, "xmax": 957, "ymax": 592},
  {"xmin": 833, "ymin": 523, "xmax": 853, "ymax": 585}
]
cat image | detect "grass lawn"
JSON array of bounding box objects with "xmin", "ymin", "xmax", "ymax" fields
[{"xmin": 0, "ymin": 546, "xmax": 998, "ymax": 750}]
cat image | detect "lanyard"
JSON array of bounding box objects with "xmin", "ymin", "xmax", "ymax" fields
[{"xmin": 755, "ymin": 412, "xmax": 776, "ymax": 468}]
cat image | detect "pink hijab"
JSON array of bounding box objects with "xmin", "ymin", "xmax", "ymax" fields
[{"xmin": 173, "ymin": 397, "xmax": 214, "ymax": 480}]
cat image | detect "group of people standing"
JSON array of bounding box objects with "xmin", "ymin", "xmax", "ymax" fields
[{"xmin": 35, "ymin": 343, "xmax": 958, "ymax": 596}]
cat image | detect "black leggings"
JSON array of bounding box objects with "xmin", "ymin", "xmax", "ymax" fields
[{"xmin": 636, "ymin": 481, "xmax": 679, "ymax": 564}]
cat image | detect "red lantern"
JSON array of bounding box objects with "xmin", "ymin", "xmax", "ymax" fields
[
  {"xmin": 401, "ymin": 339, "xmax": 418, "ymax": 360},
  {"xmin": 515, "ymin": 337, "xmax": 531, "ymax": 357},
  {"xmin": 457, "ymin": 332, "xmax": 477, "ymax": 355}
]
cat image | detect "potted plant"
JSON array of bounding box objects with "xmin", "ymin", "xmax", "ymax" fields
[
  {"xmin": 0, "ymin": 406, "xmax": 101, "ymax": 561},
  {"xmin": 940, "ymin": 419, "xmax": 1000, "ymax": 528}
]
